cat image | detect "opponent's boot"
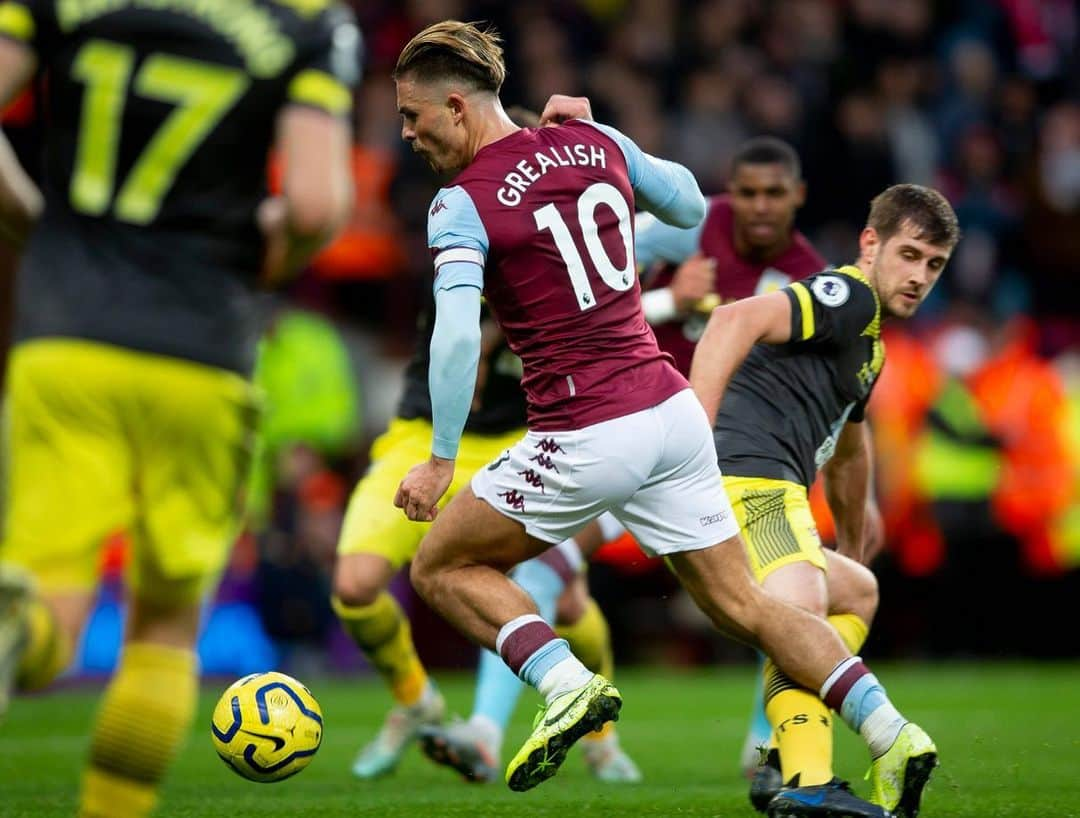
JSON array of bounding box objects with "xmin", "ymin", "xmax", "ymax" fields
[
  {"xmin": 749, "ymin": 748, "xmax": 784, "ymax": 812},
  {"xmin": 581, "ymin": 731, "xmax": 642, "ymax": 783},
  {"xmin": 419, "ymin": 720, "xmax": 499, "ymax": 783},
  {"xmin": 351, "ymin": 688, "xmax": 446, "ymax": 779},
  {"xmin": 767, "ymin": 778, "xmax": 894, "ymax": 818}
]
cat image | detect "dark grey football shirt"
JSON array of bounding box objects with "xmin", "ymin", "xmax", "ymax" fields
[
  {"xmin": 2, "ymin": 0, "xmax": 360, "ymax": 373},
  {"xmin": 713, "ymin": 266, "xmax": 885, "ymax": 488}
]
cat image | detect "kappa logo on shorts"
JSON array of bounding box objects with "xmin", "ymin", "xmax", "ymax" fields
[
  {"xmin": 810, "ymin": 275, "xmax": 850, "ymax": 307},
  {"xmin": 699, "ymin": 510, "xmax": 730, "ymax": 527},
  {"xmin": 534, "ymin": 438, "xmax": 566, "ymax": 455},
  {"xmin": 517, "ymin": 469, "xmax": 545, "ymax": 494},
  {"xmin": 528, "ymin": 453, "xmax": 559, "ymax": 472},
  {"xmin": 497, "ymin": 489, "xmax": 526, "ymax": 511}
]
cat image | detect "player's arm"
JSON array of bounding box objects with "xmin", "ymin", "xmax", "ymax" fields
[
  {"xmin": 395, "ymin": 186, "xmax": 487, "ymax": 521},
  {"xmin": 579, "ymin": 120, "xmax": 704, "ymax": 228},
  {"xmin": 260, "ymin": 9, "xmax": 359, "ymax": 286},
  {"xmin": 689, "ymin": 291, "xmax": 792, "ymax": 425},
  {"xmin": 0, "ymin": 31, "xmax": 42, "ymax": 248},
  {"xmin": 822, "ymin": 421, "xmax": 874, "ymax": 563},
  {"xmin": 260, "ymin": 106, "xmax": 353, "ymax": 287},
  {"xmin": 634, "ymin": 212, "xmax": 712, "ymax": 323},
  {"xmin": 429, "ymin": 283, "xmax": 482, "ymax": 461}
]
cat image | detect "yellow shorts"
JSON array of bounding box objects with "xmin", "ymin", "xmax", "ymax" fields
[
  {"xmin": 337, "ymin": 417, "xmax": 525, "ymax": 568},
  {"xmin": 1, "ymin": 340, "xmax": 257, "ymax": 605},
  {"xmin": 723, "ymin": 475, "xmax": 827, "ymax": 583}
]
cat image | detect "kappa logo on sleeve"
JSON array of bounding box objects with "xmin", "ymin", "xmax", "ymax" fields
[
  {"xmin": 810, "ymin": 275, "xmax": 850, "ymax": 307},
  {"xmin": 430, "ymin": 199, "xmax": 448, "ymax": 217}
]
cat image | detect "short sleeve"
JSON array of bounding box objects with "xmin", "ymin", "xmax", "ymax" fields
[
  {"xmin": 428, "ymin": 185, "xmax": 488, "ymax": 292},
  {"xmin": 783, "ymin": 271, "xmax": 878, "ymax": 348},
  {"xmin": 286, "ymin": 4, "xmax": 362, "ymax": 118},
  {"xmin": 0, "ymin": 0, "xmax": 54, "ymax": 53}
]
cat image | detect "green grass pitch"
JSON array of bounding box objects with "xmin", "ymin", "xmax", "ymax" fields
[{"xmin": 2, "ymin": 663, "xmax": 1077, "ymax": 817}]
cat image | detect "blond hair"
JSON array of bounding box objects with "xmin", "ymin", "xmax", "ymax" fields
[{"xmin": 394, "ymin": 20, "xmax": 506, "ymax": 93}]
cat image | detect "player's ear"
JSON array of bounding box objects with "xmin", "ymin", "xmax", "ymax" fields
[
  {"xmin": 793, "ymin": 180, "xmax": 807, "ymax": 208},
  {"xmin": 447, "ymin": 92, "xmax": 467, "ymax": 124},
  {"xmin": 858, "ymin": 226, "xmax": 880, "ymax": 266}
]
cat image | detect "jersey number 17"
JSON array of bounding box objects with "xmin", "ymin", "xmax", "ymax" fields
[{"xmin": 69, "ymin": 39, "xmax": 249, "ymax": 225}]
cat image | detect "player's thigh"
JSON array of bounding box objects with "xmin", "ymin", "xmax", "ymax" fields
[
  {"xmin": 665, "ymin": 534, "xmax": 761, "ymax": 647},
  {"xmin": 1, "ymin": 340, "xmax": 136, "ymax": 593},
  {"xmin": 723, "ymin": 475, "xmax": 828, "ymax": 586},
  {"xmin": 337, "ymin": 418, "xmax": 434, "ymax": 571},
  {"xmin": 824, "ymin": 550, "xmax": 878, "ymax": 624},
  {"xmin": 413, "ymin": 485, "xmax": 552, "ymax": 577},
  {"xmin": 130, "ymin": 355, "xmax": 258, "ymax": 607},
  {"xmin": 615, "ymin": 390, "xmax": 740, "ymax": 556}
]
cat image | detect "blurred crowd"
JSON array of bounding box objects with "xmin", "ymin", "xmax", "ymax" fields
[{"xmin": 3, "ymin": 0, "xmax": 1078, "ymax": 670}]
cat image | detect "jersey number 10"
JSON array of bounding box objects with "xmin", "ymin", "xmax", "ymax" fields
[
  {"xmin": 69, "ymin": 39, "xmax": 249, "ymax": 225},
  {"xmin": 534, "ymin": 182, "xmax": 636, "ymax": 311}
]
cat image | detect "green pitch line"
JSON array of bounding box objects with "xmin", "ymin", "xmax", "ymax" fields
[{"xmin": 1, "ymin": 663, "xmax": 1078, "ymax": 817}]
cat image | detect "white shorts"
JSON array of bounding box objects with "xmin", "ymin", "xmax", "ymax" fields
[{"xmin": 470, "ymin": 389, "xmax": 739, "ymax": 555}]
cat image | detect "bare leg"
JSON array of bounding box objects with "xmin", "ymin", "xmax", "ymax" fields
[
  {"xmin": 666, "ymin": 533, "xmax": 849, "ymax": 691},
  {"xmin": 825, "ymin": 550, "xmax": 879, "ymax": 625},
  {"xmin": 410, "ymin": 486, "xmax": 554, "ymax": 649}
]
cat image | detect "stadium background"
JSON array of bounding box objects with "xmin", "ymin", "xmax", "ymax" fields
[{"xmin": 1, "ymin": 0, "xmax": 1078, "ymax": 681}]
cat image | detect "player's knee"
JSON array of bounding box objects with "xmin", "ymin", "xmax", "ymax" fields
[
  {"xmin": 407, "ymin": 551, "xmax": 440, "ymax": 607},
  {"xmin": 826, "ymin": 554, "xmax": 879, "ymax": 624},
  {"xmin": 332, "ymin": 558, "xmax": 386, "ymax": 608},
  {"xmin": 846, "ymin": 563, "xmax": 879, "ymax": 624}
]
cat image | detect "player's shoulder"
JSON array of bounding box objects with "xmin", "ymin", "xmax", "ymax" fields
[
  {"xmin": 803, "ymin": 265, "xmax": 878, "ymax": 322},
  {"xmin": 426, "ymin": 185, "xmax": 487, "ymax": 247}
]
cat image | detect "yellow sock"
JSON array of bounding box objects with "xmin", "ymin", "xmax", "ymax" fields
[
  {"xmin": 828, "ymin": 613, "xmax": 869, "ymax": 654},
  {"xmin": 333, "ymin": 592, "xmax": 427, "ymax": 706},
  {"xmin": 17, "ymin": 596, "xmax": 72, "ymax": 691},
  {"xmin": 763, "ymin": 614, "xmax": 871, "ymax": 786},
  {"xmin": 81, "ymin": 642, "xmax": 197, "ymax": 818},
  {"xmin": 556, "ymin": 597, "xmax": 613, "ymax": 678},
  {"xmin": 763, "ymin": 659, "xmax": 833, "ymax": 786},
  {"xmin": 556, "ymin": 596, "xmax": 615, "ymax": 742}
]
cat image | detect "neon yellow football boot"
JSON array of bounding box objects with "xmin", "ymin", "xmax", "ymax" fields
[
  {"xmin": 868, "ymin": 722, "xmax": 938, "ymax": 817},
  {"xmin": 505, "ymin": 674, "xmax": 621, "ymax": 792}
]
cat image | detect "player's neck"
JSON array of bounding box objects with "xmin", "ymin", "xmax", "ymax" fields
[{"xmin": 469, "ymin": 105, "xmax": 521, "ymax": 162}]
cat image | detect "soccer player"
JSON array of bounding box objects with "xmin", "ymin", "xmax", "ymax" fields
[
  {"xmin": 637, "ymin": 135, "xmax": 826, "ymax": 374},
  {"xmin": 636, "ymin": 135, "xmax": 885, "ymax": 801},
  {"xmin": 333, "ymin": 293, "xmax": 638, "ymax": 782},
  {"xmin": 392, "ymin": 20, "xmax": 938, "ymax": 812},
  {"xmin": 692, "ymin": 183, "xmax": 960, "ymax": 816},
  {"xmin": 426, "ymin": 135, "xmax": 831, "ymax": 786},
  {"xmin": 0, "ymin": 3, "xmax": 357, "ymax": 816}
]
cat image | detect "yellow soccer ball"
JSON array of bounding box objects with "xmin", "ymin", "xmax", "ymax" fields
[{"xmin": 211, "ymin": 671, "xmax": 323, "ymax": 783}]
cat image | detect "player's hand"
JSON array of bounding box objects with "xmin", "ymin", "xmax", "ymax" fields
[
  {"xmin": 860, "ymin": 498, "xmax": 885, "ymax": 565},
  {"xmin": 539, "ymin": 95, "xmax": 593, "ymax": 126},
  {"xmin": 394, "ymin": 456, "xmax": 455, "ymax": 522},
  {"xmin": 670, "ymin": 253, "xmax": 717, "ymax": 313}
]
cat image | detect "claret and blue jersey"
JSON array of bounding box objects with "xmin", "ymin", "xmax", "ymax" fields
[{"xmin": 424, "ymin": 118, "xmax": 706, "ymax": 448}]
